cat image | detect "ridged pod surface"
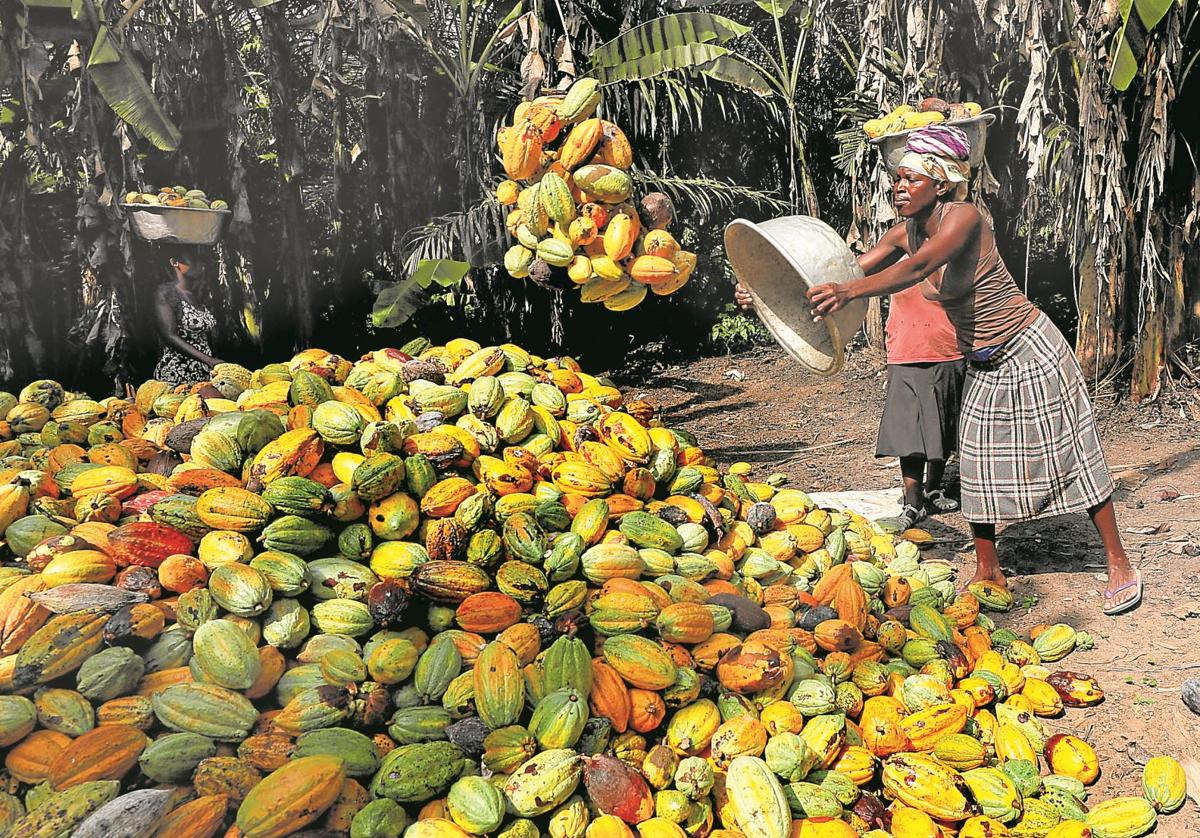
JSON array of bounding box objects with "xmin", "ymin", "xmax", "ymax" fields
[{"xmin": 236, "ymin": 755, "xmax": 346, "ymax": 838}]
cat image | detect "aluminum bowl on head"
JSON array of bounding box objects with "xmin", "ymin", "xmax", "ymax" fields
[
  {"xmin": 724, "ymin": 215, "xmax": 868, "ymax": 377},
  {"xmin": 871, "ymin": 113, "xmax": 997, "ymax": 173},
  {"xmin": 124, "ymin": 204, "xmax": 231, "ymax": 246}
]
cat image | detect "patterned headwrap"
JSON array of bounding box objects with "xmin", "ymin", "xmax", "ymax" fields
[{"xmin": 897, "ymin": 125, "xmax": 971, "ymax": 183}]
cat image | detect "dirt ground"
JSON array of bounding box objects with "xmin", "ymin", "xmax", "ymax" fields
[{"xmin": 615, "ymin": 344, "xmax": 1200, "ymax": 834}]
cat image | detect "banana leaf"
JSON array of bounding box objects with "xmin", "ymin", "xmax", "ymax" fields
[
  {"xmin": 698, "ymin": 54, "xmax": 772, "ymax": 96},
  {"xmin": 372, "ymin": 282, "xmax": 428, "ymax": 328},
  {"xmin": 86, "ymin": 25, "xmax": 181, "ymax": 151},
  {"xmin": 372, "ymin": 260, "xmax": 469, "ymax": 328},
  {"xmin": 411, "ymin": 259, "xmax": 470, "ymax": 289},
  {"xmin": 754, "ymin": 0, "xmax": 795, "ymax": 17},
  {"xmin": 1110, "ymin": 0, "xmax": 1176, "ymax": 91},
  {"xmin": 1133, "ymin": 0, "xmax": 1174, "ymax": 29},
  {"xmin": 589, "ymin": 12, "xmax": 751, "ymax": 83}
]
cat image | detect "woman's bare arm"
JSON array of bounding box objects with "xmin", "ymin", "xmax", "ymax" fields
[
  {"xmin": 857, "ymin": 223, "xmax": 908, "ymax": 276},
  {"xmin": 156, "ymin": 290, "xmax": 220, "ymax": 367},
  {"xmin": 809, "ymin": 204, "xmax": 981, "ymax": 315},
  {"xmin": 734, "ymin": 223, "xmax": 908, "ymax": 310}
]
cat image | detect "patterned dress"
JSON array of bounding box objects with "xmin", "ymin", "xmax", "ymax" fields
[{"xmin": 154, "ymin": 292, "xmax": 218, "ymax": 386}]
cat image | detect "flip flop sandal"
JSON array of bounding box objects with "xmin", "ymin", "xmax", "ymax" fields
[
  {"xmin": 925, "ymin": 489, "xmax": 960, "ymax": 514},
  {"xmin": 1102, "ymin": 569, "xmax": 1143, "ymax": 616}
]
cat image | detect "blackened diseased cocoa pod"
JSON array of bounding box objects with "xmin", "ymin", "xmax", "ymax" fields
[
  {"xmin": 446, "ymin": 716, "xmax": 490, "ymax": 758},
  {"xmin": 367, "ymin": 580, "xmax": 409, "ymax": 627},
  {"xmin": 115, "ymin": 566, "xmax": 162, "ymax": 600},
  {"xmin": 401, "ymin": 359, "xmax": 446, "ymax": 385}
]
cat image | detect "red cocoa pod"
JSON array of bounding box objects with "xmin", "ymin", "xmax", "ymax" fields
[{"xmin": 581, "ymin": 754, "xmax": 654, "ymax": 824}]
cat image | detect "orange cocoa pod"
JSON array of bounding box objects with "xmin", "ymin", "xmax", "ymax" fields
[
  {"xmin": 590, "ymin": 659, "xmax": 632, "ymax": 733},
  {"xmin": 5, "ymin": 729, "xmax": 72, "ymax": 783},
  {"xmin": 456, "ymin": 591, "xmax": 523, "ymax": 634},
  {"xmin": 47, "ymin": 723, "xmax": 149, "ymax": 789},
  {"xmin": 138, "ymin": 666, "xmax": 194, "ymax": 696},
  {"xmin": 158, "ymin": 553, "xmax": 209, "ymax": 593},
  {"xmin": 245, "ymin": 646, "xmax": 287, "ymax": 701},
  {"xmin": 237, "ymin": 734, "xmax": 297, "ymax": 773},
  {"xmin": 629, "ymin": 689, "xmax": 666, "ymax": 733},
  {"xmin": 498, "ymin": 622, "xmax": 541, "ymax": 666},
  {"xmin": 0, "ymin": 575, "xmax": 51, "ymax": 655},
  {"xmin": 96, "ymin": 695, "xmax": 156, "ymax": 729},
  {"xmin": 150, "ymin": 795, "xmax": 230, "ymax": 838}
]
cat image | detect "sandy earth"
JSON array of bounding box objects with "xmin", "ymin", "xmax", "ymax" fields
[{"xmin": 615, "ymin": 344, "xmax": 1200, "ymax": 835}]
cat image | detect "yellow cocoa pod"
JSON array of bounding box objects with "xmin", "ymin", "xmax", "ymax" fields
[
  {"xmin": 497, "ymin": 180, "xmax": 520, "ymax": 205},
  {"xmin": 568, "ymin": 256, "xmax": 593, "ymax": 284}
]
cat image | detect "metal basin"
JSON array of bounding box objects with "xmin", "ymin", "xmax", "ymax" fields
[
  {"xmin": 870, "ymin": 113, "xmax": 996, "ymax": 173},
  {"xmin": 124, "ymin": 204, "xmax": 231, "ymax": 246},
  {"xmin": 724, "ymin": 216, "xmax": 868, "ymax": 376}
]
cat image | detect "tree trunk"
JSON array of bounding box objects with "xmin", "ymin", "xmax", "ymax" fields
[
  {"xmin": 865, "ymin": 298, "xmax": 885, "ymax": 353},
  {"xmin": 1075, "ymin": 242, "xmax": 1120, "ymax": 382},
  {"xmin": 262, "ymin": 6, "xmax": 314, "ymax": 348}
]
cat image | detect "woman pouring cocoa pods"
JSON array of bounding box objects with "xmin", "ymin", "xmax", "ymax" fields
[{"xmin": 737, "ymin": 125, "xmax": 1141, "ymax": 615}]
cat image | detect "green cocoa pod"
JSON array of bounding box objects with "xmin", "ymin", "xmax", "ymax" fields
[
  {"xmin": 0, "ymin": 791, "xmax": 23, "ymax": 835},
  {"xmin": 294, "ymin": 727, "xmax": 380, "ymax": 777},
  {"xmin": 783, "ymin": 782, "xmax": 843, "ymax": 819},
  {"xmin": 528, "ymin": 688, "xmax": 588, "ymax": 750},
  {"xmin": 351, "ymin": 798, "xmax": 408, "ymax": 838},
  {"xmin": 273, "ymin": 684, "xmax": 353, "ymax": 735},
  {"xmin": 311, "ymin": 598, "xmax": 375, "ymax": 637},
  {"xmin": 274, "ymin": 663, "xmax": 325, "ymax": 706},
  {"xmin": 262, "ymin": 598, "xmax": 312, "ymax": 650},
  {"xmin": 9, "ymin": 780, "xmax": 120, "ymax": 838},
  {"xmin": 388, "ymin": 706, "xmax": 452, "ymax": 745},
  {"xmin": 191, "ymin": 619, "xmax": 262, "ymax": 691},
  {"xmin": 542, "ymin": 636, "xmax": 593, "ymax": 696},
  {"xmin": 483, "ymin": 726, "xmax": 538, "ymax": 775},
  {"xmin": 33, "ymin": 689, "xmax": 94, "ymax": 737},
  {"xmin": 0, "ymin": 695, "xmax": 36, "ymax": 746},
  {"xmin": 142, "ymin": 628, "xmax": 193, "ymax": 673},
  {"xmin": 370, "ymin": 741, "xmax": 465, "ymax": 803},
  {"xmin": 75, "ymin": 646, "xmax": 144, "ymax": 703},
  {"xmin": 138, "ymin": 732, "xmax": 218, "ymax": 783},
  {"xmin": 151, "ymin": 683, "xmax": 259, "ymax": 742},
  {"xmin": 414, "ymin": 635, "xmax": 462, "ymax": 702},
  {"xmin": 250, "ymin": 551, "xmax": 311, "ymax": 597},
  {"xmin": 447, "ymin": 775, "xmax": 507, "ymax": 834}
]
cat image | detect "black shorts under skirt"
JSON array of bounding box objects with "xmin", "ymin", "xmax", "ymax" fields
[{"xmin": 875, "ymin": 359, "xmax": 966, "ymax": 462}]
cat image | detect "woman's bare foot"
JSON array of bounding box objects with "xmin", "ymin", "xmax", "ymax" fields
[
  {"xmin": 1103, "ymin": 560, "xmax": 1140, "ymax": 613},
  {"xmin": 960, "ymin": 565, "xmax": 1007, "ymax": 594},
  {"xmin": 1089, "ymin": 499, "xmax": 1141, "ymax": 614},
  {"xmin": 968, "ymin": 567, "xmax": 1008, "ymax": 587},
  {"xmin": 967, "ymin": 522, "xmax": 1006, "ymax": 591}
]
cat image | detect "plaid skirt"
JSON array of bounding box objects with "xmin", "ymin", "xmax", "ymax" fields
[{"xmin": 959, "ymin": 313, "xmax": 1114, "ymax": 524}]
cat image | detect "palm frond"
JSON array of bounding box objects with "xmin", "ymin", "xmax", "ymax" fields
[
  {"xmin": 399, "ymin": 199, "xmax": 507, "ymax": 273},
  {"xmin": 831, "ymin": 90, "xmax": 876, "ymax": 176},
  {"xmin": 632, "ymin": 170, "xmax": 788, "ymax": 219}
]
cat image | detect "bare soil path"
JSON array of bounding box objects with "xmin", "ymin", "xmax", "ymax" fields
[{"xmin": 616, "ymin": 345, "xmax": 1200, "ymax": 834}]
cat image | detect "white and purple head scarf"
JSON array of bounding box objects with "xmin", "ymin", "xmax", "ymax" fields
[{"xmin": 897, "ymin": 125, "xmax": 971, "ymax": 183}]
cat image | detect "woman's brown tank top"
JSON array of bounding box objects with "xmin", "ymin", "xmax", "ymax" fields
[{"xmin": 908, "ymin": 202, "xmax": 1038, "ymax": 354}]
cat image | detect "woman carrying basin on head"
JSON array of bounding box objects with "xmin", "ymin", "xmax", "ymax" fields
[
  {"xmin": 738, "ymin": 125, "xmax": 1140, "ymax": 615},
  {"xmin": 153, "ymin": 245, "xmax": 224, "ymax": 387}
]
